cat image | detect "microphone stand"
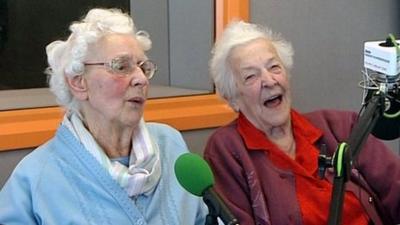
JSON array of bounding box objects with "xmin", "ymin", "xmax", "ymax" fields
[
  {"xmin": 203, "ymin": 190, "xmax": 220, "ymax": 225},
  {"xmin": 203, "ymin": 188, "xmax": 240, "ymax": 225},
  {"xmin": 327, "ymin": 91, "xmax": 385, "ymax": 225}
]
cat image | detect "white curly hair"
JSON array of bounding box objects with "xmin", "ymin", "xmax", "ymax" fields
[
  {"xmin": 45, "ymin": 8, "xmax": 152, "ymax": 112},
  {"xmin": 209, "ymin": 20, "xmax": 294, "ymax": 110}
]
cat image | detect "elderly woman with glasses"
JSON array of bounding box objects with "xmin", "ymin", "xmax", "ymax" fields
[
  {"xmin": 204, "ymin": 21, "xmax": 400, "ymax": 225},
  {"xmin": 0, "ymin": 8, "xmax": 207, "ymax": 225}
]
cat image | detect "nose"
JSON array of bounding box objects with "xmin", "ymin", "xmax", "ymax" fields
[
  {"xmin": 260, "ymin": 69, "xmax": 278, "ymax": 87},
  {"xmin": 130, "ymin": 68, "xmax": 149, "ymax": 87}
]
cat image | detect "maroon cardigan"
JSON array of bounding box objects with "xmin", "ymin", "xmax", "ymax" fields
[{"xmin": 204, "ymin": 109, "xmax": 400, "ymax": 225}]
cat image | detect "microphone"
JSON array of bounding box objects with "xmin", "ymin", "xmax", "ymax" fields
[
  {"xmin": 366, "ymin": 88, "xmax": 400, "ymax": 140},
  {"xmin": 174, "ymin": 153, "xmax": 239, "ymax": 225},
  {"xmin": 361, "ymin": 34, "xmax": 400, "ymax": 140}
]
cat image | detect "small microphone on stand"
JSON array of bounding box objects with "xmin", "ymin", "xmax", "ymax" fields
[{"xmin": 361, "ymin": 34, "xmax": 400, "ymax": 140}]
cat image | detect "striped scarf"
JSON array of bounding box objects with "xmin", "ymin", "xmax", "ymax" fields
[{"xmin": 63, "ymin": 112, "xmax": 161, "ymax": 197}]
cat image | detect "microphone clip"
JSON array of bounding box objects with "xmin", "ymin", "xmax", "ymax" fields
[{"xmin": 318, "ymin": 144, "xmax": 333, "ymax": 179}]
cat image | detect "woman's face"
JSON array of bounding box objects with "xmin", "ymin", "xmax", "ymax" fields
[
  {"xmin": 76, "ymin": 34, "xmax": 149, "ymax": 128},
  {"xmin": 229, "ymin": 38, "xmax": 292, "ymax": 131}
]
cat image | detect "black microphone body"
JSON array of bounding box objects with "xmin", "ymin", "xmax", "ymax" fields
[
  {"xmin": 370, "ymin": 88, "xmax": 400, "ymax": 140},
  {"xmin": 364, "ymin": 80, "xmax": 400, "ymax": 140},
  {"xmin": 202, "ymin": 188, "xmax": 239, "ymax": 225}
]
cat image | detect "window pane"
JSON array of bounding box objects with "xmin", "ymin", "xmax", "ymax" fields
[{"xmin": 0, "ymin": 0, "xmax": 130, "ymax": 90}]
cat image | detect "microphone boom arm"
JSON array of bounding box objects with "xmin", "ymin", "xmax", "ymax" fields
[{"xmin": 327, "ymin": 91, "xmax": 385, "ymax": 225}]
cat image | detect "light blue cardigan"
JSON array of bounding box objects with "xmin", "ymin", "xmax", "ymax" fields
[{"xmin": 0, "ymin": 122, "xmax": 207, "ymax": 225}]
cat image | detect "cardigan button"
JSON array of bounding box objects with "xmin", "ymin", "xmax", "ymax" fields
[{"xmin": 368, "ymin": 196, "xmax": 373, "ymax": 203}]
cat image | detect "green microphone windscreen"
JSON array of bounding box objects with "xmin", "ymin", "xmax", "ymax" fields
[{"xmin": 174, "ymin": 153, "xmax": 215, "ymax": 196}]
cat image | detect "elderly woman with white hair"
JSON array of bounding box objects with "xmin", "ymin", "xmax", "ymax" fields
[
  {"xmin": 203, "ymin": 21, "xmax": 400, "ymax": 225},
  {"xmin": 0, "ymin": 8, "xmax": 207, "ymax": 225}
]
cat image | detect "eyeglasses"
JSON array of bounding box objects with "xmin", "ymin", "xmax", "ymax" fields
[{"xmin": 84, "ymin": 55, "xmax": 157, "ymax": 79}]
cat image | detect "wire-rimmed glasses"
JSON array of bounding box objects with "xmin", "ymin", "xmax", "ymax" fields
[{"xmin": 84, "ymin": 55, "xmax": 157, "ymax": 79}]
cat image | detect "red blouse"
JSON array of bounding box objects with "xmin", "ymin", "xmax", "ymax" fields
[{"xmin": 237, "ymin": 110, "xmax": 369, "ymax": 225}]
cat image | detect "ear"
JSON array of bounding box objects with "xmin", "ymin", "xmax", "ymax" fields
[{"xmin": 66, "ymin": 75, "xmax": 88, "ymax": 100}]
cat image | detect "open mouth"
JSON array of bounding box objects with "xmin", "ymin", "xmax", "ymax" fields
[{"xmin": 263, "ymin": 95, "xmax": 282, "ymax": 108}]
